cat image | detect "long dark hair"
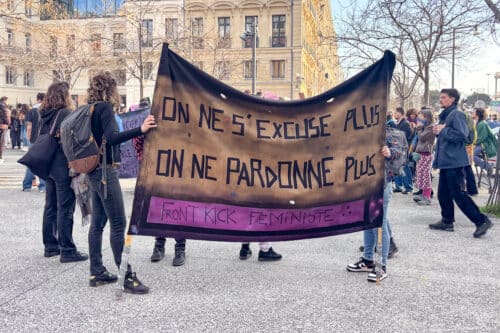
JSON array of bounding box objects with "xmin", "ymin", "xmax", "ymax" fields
[
  {"xmin": 87, "ymin": 72, "xmax": 119, "ymax": 109},
  {"xmin": 41, "ymin": 82, "xmax": 72, "ymax": 110},
  {"xmin": 475, "ymin": 108, "xmax": 486, "ymax": 122}
]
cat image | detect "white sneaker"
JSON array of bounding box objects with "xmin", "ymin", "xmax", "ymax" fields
[
  {"xmin": 367, "ymin": 266, "xmax": 387, "ymax": 282},
  {"xmin": 0, "ymin": 158, "xmax": 4, "ymax": 163}
]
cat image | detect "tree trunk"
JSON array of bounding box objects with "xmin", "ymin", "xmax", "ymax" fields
[{"xmin": 423, "ymin": 65, "xmax": 430, "ymax": 105}]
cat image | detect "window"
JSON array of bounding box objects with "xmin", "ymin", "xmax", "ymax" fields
[
  {"xmin": 23, "ymin": 70, "xmax": 34, "ymax": 87},
  {"xmin": 218, "ymin": 17, "xmax": 230, "ymax": 48},
  {"xmin": 25, "ymin": 0, "xmax": 32, "ymax": 17},
  {"xmin": 243, "ymin": 61, "xmax": 256, "ymax": 79},
  {"xmin": 50, "ymin": 36, "xmax": 57, "ymax": 58},
  {"xmin": 25, "ymin": 33, "xmax": 32, "ymax": 52},
  {"xmin": 143, "ymin": 62, "xmax": 153, "ymax": 80},
  {"xmin": 272, "ymin": 15, "xmax": 286, "ymax": 47},
  {"xmin": 244, "ymin": 16, "xmax": 258, "ymax": 48},
  {"xmin": 191, "ymin": 17, "xmax": 204, "ymax": 49},
  {"xmin": 5, "ymin": 66, "xmax": 16, "ymax": 84},
  {"xmin": 141, "ymin": 19, "xmax": 153, "ymax": 47},
  {"xmin": 7, "ymin": 29, "xmax": 14, "ymax": 47},
  {"xmin": 113, "ymin": 33, "xmax": 124, "ymax": 56},
  {"xmin": 165, "ymin": 18, "xmax": 178, "ymax": 40},
  {"xmin": 271, "ymin": 60, "xmax": 285, "ymax": 79},
  {"xmin": 215, "ymin": 61, "xmax": 230, "ymax": 80},
  {"xmin": 91, "ymin": 33, "xmax": 101, "ymax": 56},
  {"xmin": 67, "ymin": 34, "xmax": 75, "ymax": 54},
  {"xmin": 113, "ymin": 69, "xmax": 126, "ymax": 86}
]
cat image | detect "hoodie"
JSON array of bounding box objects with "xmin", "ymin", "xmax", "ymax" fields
[{"xmin": 39, "ymin": 107, "xmax": 71, "ymax": 138}]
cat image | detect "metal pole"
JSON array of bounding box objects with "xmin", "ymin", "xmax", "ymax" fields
[
  {"xmin": 252, "ymin": 25, "xmax": 257, "ymax": 95},
  {"xmin": 452, "ymin": 28, "xmax": 456, "ymax": 88}
]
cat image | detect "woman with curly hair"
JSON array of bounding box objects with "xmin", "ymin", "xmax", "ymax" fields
[
  {"xmin": 40, "ymin": 82, "xmax": 88, "ymax": 262},
  {"xmin": 86, "ymin": 72, "xmax": 156, "ymax": 294}
]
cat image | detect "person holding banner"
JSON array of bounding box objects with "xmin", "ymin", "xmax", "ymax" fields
[
  {"xmin": 132, "ymin": 134, "xmax": 188, "ymax": 266},
  {"xmin": 86, "ymin": 72, "xmax": 157, "ymax": 294},
  {"xmin": 347, "ymin": 120, "xmax": 404, "ymax": 282}
]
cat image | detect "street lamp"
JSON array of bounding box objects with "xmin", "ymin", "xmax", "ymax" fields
[
  {"xmin": 240, "ymin": 24, "xmax": 257, "ymax": 95},
  {"xmin": 451, "ymin": 26, "xmax": 479, "ymax": 88}
]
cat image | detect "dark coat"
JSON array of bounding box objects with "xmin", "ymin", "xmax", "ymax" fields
[
  {"xmin": 433, "ymin": 105, "xmax": 470, "ymax": 169},
  {"xmin": 415, "ymin": 124, "xmax": 435, "ymax": 153},
  {"xmin": 396, "ymin": 118, "xmax": 414, "ymax": 142}
]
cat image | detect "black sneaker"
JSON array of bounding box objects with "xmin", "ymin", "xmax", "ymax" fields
[
  {"xmin": 89, "ymin": 270, "xmax": 118, "ymax": 287},
  {"xmin": 473, "ymin": 218, "xmax": 493, "ymax": 238},
  {"xmin": 172, "ymin": 248, "xmax": 185, "ymax": 266},
  {"xmin": 347, "ymin": 257, "xmax": 375, "ymax": 272},
  {"xmin": 258, "ymin": 247, "xmax": 282, "ymax": 262},
  {"xmin": 60, "ymin": 251, "xmax": 89, "ymax": 263},
  {"xmin": 124, "ymin": 272, "xmax": 149, "ymax": 294},
  {"xmin": 394, "ymin": 188, "xmax": 403, "ymax": 193},
  {"xmin": 359, "ymin": 245, "xmax": 377, "ymax": 253},
  {"xmin": 44, "ymin": 249, "xmax": 60, "ymax": 258},
  {"xmin": 239, "ymin": 244, "xmax": 252, "ymax": 260},
  {"xmin": 150, "ymin": 245, "xmax": 165, "ymax": 263},
  {"xmin": 413, "ymin": 190, "xmax": 423, "ymax": 196},
  {"xmin": 367, "ymin": 266, "xmax": 387, "ymax": 282},
  {"xmin": 388, "ymin": 238, "xmax": 398, "ymax": 259},
  {"xmin": 429, "ymin": 220, "xmax": 454, "ymax": 232}
]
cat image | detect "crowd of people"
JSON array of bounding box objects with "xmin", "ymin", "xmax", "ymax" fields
[{"xmin": 0, "ymin": 84, "xmax": 496, "ymax": 293}]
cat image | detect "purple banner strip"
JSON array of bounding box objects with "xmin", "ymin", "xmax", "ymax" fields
[{"xmin": 146, "ymin": 196, "xmax": 365, "ymax": 232}]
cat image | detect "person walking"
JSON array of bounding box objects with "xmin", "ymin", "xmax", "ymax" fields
[
  {"xmin": 429, "ymin": 89, "xmax": 492, "ymax": 238},
  {"xmin": 39, "ymin": 82, "xmax": 88, "ymax": 261},
  {"xmin": 413, "ymin": 109, "xmax": 436, "ymax": 206},
  {"xmin": 23, "ymin": 93, "xmax": 46, "ymax": 192},
  {"xmin": 19, "ymin": 104, "xmax": 29, "ymax": 150},
  {"xmin": 393, "ymin": 107, "xmax": 414, "ymax": 194},
  {"xmin": 86, "ymin": 72, "xmax": 155, "ymax": 294}
]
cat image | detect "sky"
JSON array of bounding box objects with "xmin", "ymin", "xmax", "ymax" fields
[{"xmin": 329, "ymin": 0, "xmax": 500, "ymax": 98}]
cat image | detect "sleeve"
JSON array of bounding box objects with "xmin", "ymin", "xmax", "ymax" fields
[
  {"xmin": 25, "ymin": 110, "xmax": 32, "ymax": 123},
  {"xmin": 440, "ymin": 112, "xmax": 468, "ymax": 143},
  {"xmin": 100, "ymin": 103, "xmax": 142, "ymax": 146},
  {"xmin": 475, "ymin": 122, "xmax": 487, "ymax": 146}
]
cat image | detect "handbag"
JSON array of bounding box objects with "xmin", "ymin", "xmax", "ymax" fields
[{"xmin": 18, "ymin": 111, "xmax": 62, "ymax": 179}]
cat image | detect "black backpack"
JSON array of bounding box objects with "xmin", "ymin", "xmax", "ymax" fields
[{"xmin": 60, "ymin": 104, "xmax": 100, "ymax": 174}]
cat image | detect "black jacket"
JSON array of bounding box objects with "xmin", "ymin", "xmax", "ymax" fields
[
  {"xmin": 90, "ymin": 102, "xmax": 142, "ymax": 164},
  {"xmin": 396, "ymin": 118, "xmax": 414, "ymax": 142}
]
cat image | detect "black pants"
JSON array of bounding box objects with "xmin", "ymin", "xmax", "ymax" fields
[
  {"xmin": 438, "ymin": 168, "xmax": 486, "ymax": 225},
  {"xmin": 88, "ymin": 167, "xmax": 129, "ymax": 275},
  {"xmin": 155, "ymin": 237, "xmax": 186, "ymax": 249},
  {"xmin": 42, "ymin": 150, "xmax": 77, "ymax": 254},
  {"xmin": 464, "ymin": 165, "xmax": 478, "ymax": 195},
  {"xmin": 10, "ymin": 130, "xmax": 20, "ymax": 148}
]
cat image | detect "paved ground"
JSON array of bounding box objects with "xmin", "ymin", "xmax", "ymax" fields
[{"xmin": 0, "ymin": 148, "xmax": 499, "ymax": 332}]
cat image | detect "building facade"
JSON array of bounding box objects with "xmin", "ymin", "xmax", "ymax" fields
[{"xmin": 0, "ymin": 0, "xmax": 340, "ymax": 106}]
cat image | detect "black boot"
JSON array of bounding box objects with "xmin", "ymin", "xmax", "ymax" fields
[
  {"xmin": 124, "ymin": 271, "xmax": 149, "ymax": 294},
  {"xmin": 239, "ymin": 243, "xmax": 252, "ymax": 260},
  {"xmin": 258, "ymin": 247, "xmax": 282, "ymax": 262},
  {"xmin": 172, "ymin": 240, "xmax": 186, "ymax": 266},
  {"xmin": 60, "ymin": 251, "xmax": 89, "ymax": 263},
  {"xmin": 89, "ymin": 270, "xmax": 118, "ymax": 287},
  {"xmin": 388, "ymin": 237, "xmax": 399, "ymax": 259},
  {"xmin": 473, "ymin": 217, "xmax": 493, "ymax": 238},
  {"xmin": 151, "ymin": 238, "xmax": 165, "ymax": 262},
  {"xmin": 429, "ymin": 220, "xmax": 454, "ymax": 231}
]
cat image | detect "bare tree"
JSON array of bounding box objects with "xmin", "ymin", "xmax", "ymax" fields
[
  {"xmin": 331, "ymin": 0, "xmax": 492, "ymax": 105},
  {"xmin": 484, "ymin": 0, "xmax": 500, "ymax": 23}
]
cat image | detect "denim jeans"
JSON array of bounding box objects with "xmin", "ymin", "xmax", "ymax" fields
[
  {"xmin": 88, "ymin": 167, "xmax": 129, "ymax": 275},
  {"xmin": 394, "ymin": 164, "xmax": 413, "ymax": 191},
  {"xmin": 473, "ymin": 145, "xmax": 492, "ymax": 171},
  {"xmin": 20, "ymin": 125, "xmax": 28, "ymax": 147},
  {"xmin": 42, "ymin": 149, "xmax": 77, "ymax": 254},
  {"xmin": 363, "ymin": 184, "xmax": 393, "ymax": 266},
  {"xmin": 23, "ymin": 167, "xmax": 46, "ymax": 190}
]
